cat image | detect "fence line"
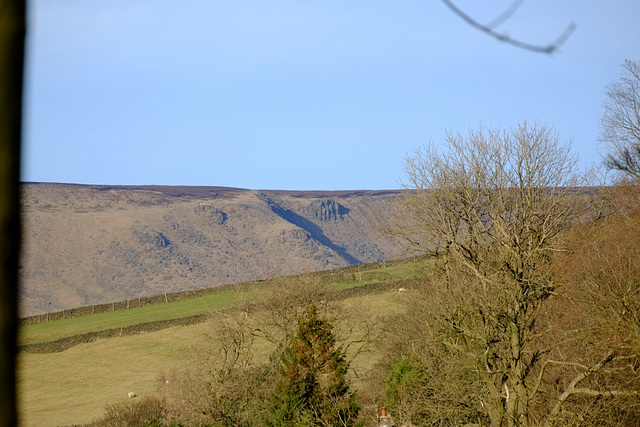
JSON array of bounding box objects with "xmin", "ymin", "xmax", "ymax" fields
[
  {"xmin": 19, "ymin": 257, "xmax": 420, "ymax": 326},
  {"xmin": 19, "ymin": 285, "xmax": 230, "ymax": 326}
]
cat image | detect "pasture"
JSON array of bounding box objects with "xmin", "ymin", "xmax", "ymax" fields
[{"xmin": 17, "ymin": 258, "xmax": 427, "ymax": 426}]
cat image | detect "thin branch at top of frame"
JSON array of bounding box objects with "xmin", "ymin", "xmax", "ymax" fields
[{"xmin": 441, "ymin": 0, "xmax": 576, "ymax": 54}]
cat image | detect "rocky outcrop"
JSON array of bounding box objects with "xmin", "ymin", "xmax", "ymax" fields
[
  {"xmin": 305, "ymin": 199, "xmax": 349, "ymax": 222},
  {"xmin": 194, "ymin": 205, "xmax": 227, "ymax": 225},
  {"xmin": 133, "ymin": 229, "xmax": 172, "ymax": 249}
]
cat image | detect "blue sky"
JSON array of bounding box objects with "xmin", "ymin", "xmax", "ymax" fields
[{"xmin": 23, "ymin": 1, "xmax": 640, "ymax": 190}]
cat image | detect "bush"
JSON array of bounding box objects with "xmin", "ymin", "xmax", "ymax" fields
[
  {"xmin": 384, "ymin": 354, "xmax": 430, "ymax": 425},
  {"xmin": 90, "ymin": 396, "xmax": 167, "ymax": 427}
]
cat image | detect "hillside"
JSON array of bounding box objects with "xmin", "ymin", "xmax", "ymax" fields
[{"xmin": 19, "ymin": 183, "xmax": 407, "ymax": 316}]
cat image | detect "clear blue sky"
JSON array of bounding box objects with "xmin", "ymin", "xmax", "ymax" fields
[{"xmin": 22, "ymin": 1, "xmax": 640, "ymax": 190}]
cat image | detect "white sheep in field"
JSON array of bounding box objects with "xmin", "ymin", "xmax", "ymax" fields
[
  {"xmin": 398, "ymin": 287, "xmax": 407, "ymax": 293},
  {"xmin": 128, "ymin": 392, "xmax": 137, "ymax": 398}
]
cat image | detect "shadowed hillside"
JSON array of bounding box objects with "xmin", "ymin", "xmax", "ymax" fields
[{"xmin": 19, "ymin": 183, "xmax": 406, "ymax": 316}]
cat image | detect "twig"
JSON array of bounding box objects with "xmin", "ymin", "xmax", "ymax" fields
[{"xmin": 441, "ymin": 0, "xmax": 576, "ymax": 54}]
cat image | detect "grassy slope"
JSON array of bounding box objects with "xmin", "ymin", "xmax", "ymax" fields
[
  {"xmin": 19, "ymin": 292, "xmax": 238, "ymax": 345},
  {"xmin": 17, "ymin": 259, "xmax": 427, "ymax": 427},
  {"xmin": 19, "ymin": 259, "xmax": 426, "ymax": 346},
  {"xmin": 18, "ymin": 325, "xmax": 196, "ymax": 426}
]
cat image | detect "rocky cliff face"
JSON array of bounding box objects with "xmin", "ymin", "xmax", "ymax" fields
[
  {"xmin": 19, "ymin": 184, "xmax": 406, "ymax": 316},
  {"xmin": 305, "ymin": 199, "xmax": 349, "ymax": 221}
]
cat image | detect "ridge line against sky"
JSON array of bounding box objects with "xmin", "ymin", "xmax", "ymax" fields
[{"xmin": 23, "ymin": 1, "xmax": 640, "ymax": 190}]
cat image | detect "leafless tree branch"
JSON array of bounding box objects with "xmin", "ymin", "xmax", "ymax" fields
[
  {"xmin": 600, "ymin": 60, "xmax": 640, "ymax": 181},
  {"xmin": 441, "ymin": 0, "xmax": 576, "ymax": 54},
  {"xmin": 486, "ymin": 0, "xmax": 524, "ymax": 30},
  {"xmin": 544, "ymin": 350, "xmax": 616, "ymax": 426}
]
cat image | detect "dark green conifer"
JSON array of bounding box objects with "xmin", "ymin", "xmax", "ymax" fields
[{"xmin": 268, "ymin": 304, "xmax": 360, "ymax": 426}]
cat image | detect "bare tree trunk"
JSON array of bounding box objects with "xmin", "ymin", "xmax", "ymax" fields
[
  {"xmin": 509, "ymin": 314, "xmax": 529, "ymax": 427},
  {"xmin": 0, "ymin": 1, "xmax": 25, "ymax": 425}
]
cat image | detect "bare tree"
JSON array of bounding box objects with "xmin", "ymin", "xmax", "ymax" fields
[
  {"xmin": 395, "ymin": 122, "xmax": 584, "ymax": 281},
  {"xmin": 160, "ymin": 305, "xmax": 274, "ymax": 426},
  {"xmin": 442, "ymin": 0, "xmax": 575, "ymax": 54},
  {"xmin": 388, "ymin": 122, "xmax": 599, "ymax": 426},
  {"xmin": 600, "ymin": 59, "xmax": 640, "ymax": 181}
]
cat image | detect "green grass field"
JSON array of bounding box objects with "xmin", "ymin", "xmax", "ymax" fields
[
  {"xmin": 17, "ymin": 258, "xmax": 426, "ymax": 426},
  {"xmin": 19, "ymin": 291, "xmax": 238, "ymax": 346}
]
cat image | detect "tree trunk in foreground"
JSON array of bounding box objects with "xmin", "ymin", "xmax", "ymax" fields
[{"xmin": 0, "ymin": 1, "xmax": 25, "ymax": 425}]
